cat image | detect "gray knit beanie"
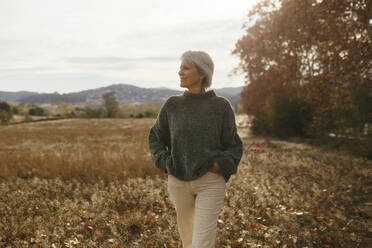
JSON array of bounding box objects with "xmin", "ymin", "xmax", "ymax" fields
[{"xmin": 181, "ymin": 50, "xmax": 214, "ymax": 89}]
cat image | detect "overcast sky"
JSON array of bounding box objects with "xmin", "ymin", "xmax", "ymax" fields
[{"xmin": 0, "ymin": 0, "xmax": 258, "ymax": 93}]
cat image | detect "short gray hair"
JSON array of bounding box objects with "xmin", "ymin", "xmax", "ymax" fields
[{"xmin": 181, "ymin": 50, "xmax": 214, "ymax": 89}]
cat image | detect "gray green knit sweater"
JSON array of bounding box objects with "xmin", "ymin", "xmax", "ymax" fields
[{"xmin": 148, "ymin": 89, "xmax": 243, "ymax": 183}]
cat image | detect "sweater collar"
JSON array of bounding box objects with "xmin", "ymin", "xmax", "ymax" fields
[{"xmin": 183, "ymin": 89, "xmax": 216, "ymax": 99}]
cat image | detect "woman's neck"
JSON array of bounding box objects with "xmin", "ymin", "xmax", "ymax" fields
[{"xmin": 187, "ymin": 86, "xmax": 205, "ymax": 94}]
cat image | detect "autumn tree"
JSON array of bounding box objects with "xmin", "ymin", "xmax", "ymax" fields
[
  {"xmin": 233, "ymin": 0, "xmax": 372, "ymax": 137},
  {"xmin": 102, "ymin": 91, "xmax": 120, "ymax": 118}
]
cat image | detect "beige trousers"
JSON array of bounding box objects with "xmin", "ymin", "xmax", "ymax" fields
[{"xmin": 167, "ymin": 172, "xmax": 226, "ymax": 248}]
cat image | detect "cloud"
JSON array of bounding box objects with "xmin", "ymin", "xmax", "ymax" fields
[
  {"xmin": 0, "ymin": 72, "xmax": 116, "ymax": 93},
  {"xmin": 0, "ymin": 0, "xmax": 252, "ymax": 92},
  {"xmin": 65, "ymin": 56, "xmax": 178, "ymax": 64},
  {"xmin": 0, "ymin": 67, "xmax": 53, "ymax": 73},
  {"xmin": 116, "ymin": 18, "xmax": 245, "ymax": 53}
]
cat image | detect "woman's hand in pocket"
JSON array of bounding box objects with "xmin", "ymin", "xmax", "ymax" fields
[{"xmin": 210, "ymin": 161, "xmax": 220, "ymax": 174}]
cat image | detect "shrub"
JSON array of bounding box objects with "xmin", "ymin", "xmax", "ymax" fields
[
  {"xmin": 250, "ymin": 95, "xmax": 314, "ymax": 138},
  {"xmin": 23, "ymin": 114, "xmax": 33, "ymax": 123},
  {"xmin": 67, "ymin": 111, "xmax": 76, "ymax": 118},
  {"xmin": 270, "ymin": 96, "xmax": 314, "ymax": 138},
  {"xmin": 0, "ymin": 101, "xmax": 13, "ymax": 124},
  {"xmin": 251, "ymin": 117, "xmax": 271, "ymax": 136},
  {"xmin": 11, "ymin": 106, "xmax": 19, "ymax": 115},
  {"xmin": 143, "ymin": 109, "xmax": 157, "ymax": 118},
  {"xmin": 28, "ymin": 106, "xmax": 47, "ymax": 116},
  {"xmin": 82, "ymin": 107, "xmax": 106, "ymax": 118},
  {"xmin": 350, "ymin": 89, "xmax": 372, "ymax": 135}
]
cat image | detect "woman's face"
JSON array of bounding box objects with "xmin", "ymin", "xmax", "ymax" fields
[{"xmin": 178, "ymin": 61, "xmax": 204, "ymax": 90}]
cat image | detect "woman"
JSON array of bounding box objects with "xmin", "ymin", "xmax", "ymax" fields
[{"xmin": 148, "ymin": 50, "xmax": 243, "ymax": 248}]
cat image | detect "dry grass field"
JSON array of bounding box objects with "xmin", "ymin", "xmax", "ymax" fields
[
  {"xmin": 0, "ymin": 116, "xmax": 371, "ymax": 247},
  {"xmin": 0, "ymin": 118, "xmax": 160, "ymax": 183}
]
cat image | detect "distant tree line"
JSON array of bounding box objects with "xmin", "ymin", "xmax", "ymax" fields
[
  {"xmin": 0, "ymin": 91, "xmax": 160, "ymax": 125},
  {"xmin": 73, "ymin": 91, "xmax": 158, "ymax": 119}
]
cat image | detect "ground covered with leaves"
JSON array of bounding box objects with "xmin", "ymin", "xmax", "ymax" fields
[{"xmin": 1, "ymin": 120, "xmax": 371, "ymax": 247}]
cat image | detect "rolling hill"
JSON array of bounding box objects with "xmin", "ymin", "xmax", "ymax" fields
[{"xmin": 0, "ymin": 84, "xmax": 244, "ymax": 106}]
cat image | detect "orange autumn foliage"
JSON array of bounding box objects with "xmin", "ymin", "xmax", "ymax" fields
[{"xmin": 233, "ymin": 0, "xmax": 372, "ymax": 137}]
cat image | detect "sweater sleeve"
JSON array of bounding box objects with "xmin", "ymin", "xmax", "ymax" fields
[
  {"xmin": 214, "ymin": 101, "xmax": 243, "ymax": 177},
  {"xmin": 148, "ymin": 100, "xmax": 172, "ymax": 174}
]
